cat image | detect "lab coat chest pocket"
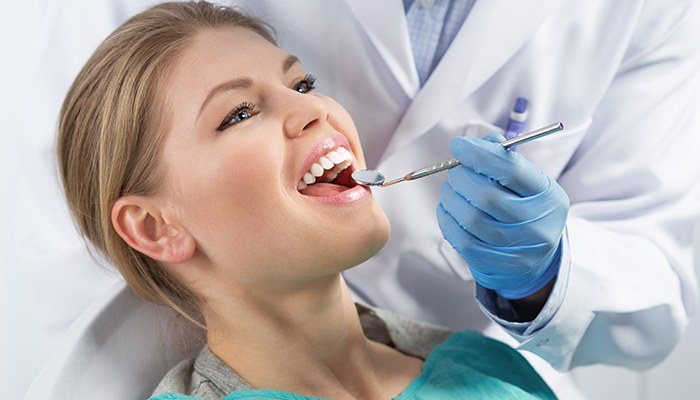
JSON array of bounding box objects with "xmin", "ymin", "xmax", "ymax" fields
[
  {"xmin": 462, "ymin": 119, "xmax": 506, "ymax": 138},
  {"xmin": 516, "ymin": 118, "xmax": 593, "ymax": 179}
]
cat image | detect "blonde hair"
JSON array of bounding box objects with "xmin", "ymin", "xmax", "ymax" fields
[{"xmin": 57, "ymin": 1, "xmax": 274, "ymax": 329}]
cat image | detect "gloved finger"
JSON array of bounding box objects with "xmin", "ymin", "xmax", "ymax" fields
[
  {"xmin": 437, "ymin": 204, "xmax": 523, "ymax": 289},
  {"xmin": 482, "ymin": 133, "xmax": 517, "ymax": 154},
  {"xmin": 438, "ymin": 203, "xmax": 560, "ymax": 293},
  {"xmin": 446, "ymin": 165, "xmax": 523, "ymax": 223},
  {"xmin": 437, "ymin": 202, "xmax": 492, "ymax": 266},
  {"xmin": 440, "ymin": 182, "xmax": 538, "ymax": 247},
  {"xmin": 437, "ymin": 203, "xmax": 522, "ymax": 273},
  {"xmin": 440, "ymin": 182, "xmax": 509, "ymax": 246},
  {"xmin": 450, "ymin": 136, "xmax": 550, "ymax": 197}
]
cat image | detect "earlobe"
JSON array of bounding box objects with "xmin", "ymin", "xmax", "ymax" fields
[{"xmin": 111, "ymin": 196, "xmax": 195, "ymax": 264}]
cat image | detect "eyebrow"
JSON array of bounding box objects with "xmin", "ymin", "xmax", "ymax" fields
[
  {"xmin": 282, "ymin": 54, "xmax": 300, "ymax": 73},
  {"xmin": 198, "ymin": 54, "xmax": 301, "ymax": 117}
]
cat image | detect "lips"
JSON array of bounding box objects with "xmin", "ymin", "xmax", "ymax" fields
[{"xmin": 301, "ymin": 184, "xmax": 371, "ymax": 205}]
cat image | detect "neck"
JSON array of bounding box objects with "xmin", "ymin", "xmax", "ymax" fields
[{"xmin": 204, "ymin": 274, "xmax": 385, "ymax": 399}]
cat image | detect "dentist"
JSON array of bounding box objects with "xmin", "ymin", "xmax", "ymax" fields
[{"xmin": 27, "ymin": 0, "xmax": 700, "ymax": 396}]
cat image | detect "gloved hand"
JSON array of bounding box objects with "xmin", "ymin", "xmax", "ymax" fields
[{"xmin": 436, "ymin": 133, "xmax": 569, "ymax": 299}]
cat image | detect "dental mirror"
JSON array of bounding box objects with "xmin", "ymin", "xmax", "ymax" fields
[
  {"xmin": 351, "ymin": 169, "xmax": 386, "ymax": 186},
  {"xmin": 352, "ymin": 122, "xmax": 563, "ymax": 188}
]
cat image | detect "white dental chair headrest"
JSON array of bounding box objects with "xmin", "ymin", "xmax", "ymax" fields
[{"xmin": 25, "ymin": 280, "xmax": 204, "ymax": 400}]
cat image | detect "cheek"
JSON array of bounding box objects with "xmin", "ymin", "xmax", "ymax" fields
[
  {"xmin": 175, "ymin": 140, "xmax": 283, "ymax": 255},
  {"xmin": 322, "ymin": 97, "xmax": 365, "ymax": 163}
]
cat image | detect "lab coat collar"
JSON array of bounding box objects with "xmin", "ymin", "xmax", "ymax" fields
[
  {"xmin": 343, "ymin": 0, "xmax": 420, "ymax": 99},
  {"xmin": 371, "ymin": 0, "xmax": 560, "ymax": 162}
]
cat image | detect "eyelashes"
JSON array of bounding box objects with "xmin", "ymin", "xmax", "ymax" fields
[
  {"xmin": 295, "ymin": 73, "xmax": 316, "ymax": 94},
  {"xmin": 216, "ymin": 74, "xmax": 317, "ymax": 132},
  {"xmin": 217, "ymin": 102, "xmax": 257, "ymax": 131}
]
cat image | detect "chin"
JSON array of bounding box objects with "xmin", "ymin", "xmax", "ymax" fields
[{"xmin": 336, "ymin": 201, "xmax": 391, "ymax": 271}]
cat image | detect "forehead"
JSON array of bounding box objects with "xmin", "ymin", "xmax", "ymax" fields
[{"xmin": 168, "ymin": 26, "xmax": 287, "ymax": 93}]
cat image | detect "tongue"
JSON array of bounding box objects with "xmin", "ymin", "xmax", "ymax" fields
[{"xmin": 299, "ymin": 182, "xmax": 349, "ymax": 197}]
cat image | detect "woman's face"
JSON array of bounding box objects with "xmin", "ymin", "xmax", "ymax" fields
[{"xmin": 158, "ymin": 27, "xmax": 390, "ymax": 292}]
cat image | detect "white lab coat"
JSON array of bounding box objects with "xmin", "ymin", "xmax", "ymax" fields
[{"xmin": 23, "ymin": 0, "xmax": 700, "ymax": 397}]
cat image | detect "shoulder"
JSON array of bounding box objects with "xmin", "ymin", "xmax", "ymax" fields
[
  {"xmin": 356, "ymin": 303, "xmax": 454, "ymax": 359},
  {"xmin": 151, "ymin": 358, "xmax": 195, "ymax": 397},
  {"xmin": 149, "ymin": 349, "xmax": 228, "ymax": 400},
  {"xmin": 360, "ymin": 303, "xmax": 521, "ymax": 360}
]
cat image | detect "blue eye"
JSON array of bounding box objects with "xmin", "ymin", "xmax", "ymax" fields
[
  {"xmin": 218, "ymin": 102, "xmax": 257, "ymax": 131},
  {"xmin": 294, "ymin": 74, "xmax": 316, "ymax": 94},
  {"xmin": 234, "ymin": 110, "xmax": 251, "ymax": 121}
]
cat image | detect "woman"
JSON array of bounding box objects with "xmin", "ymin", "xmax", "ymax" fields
[{"xmin": 57, "ymin": 2, "xmax": 556, "ymax": 399}]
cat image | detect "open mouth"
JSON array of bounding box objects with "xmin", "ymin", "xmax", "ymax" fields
[{"xmin": 297, "ymin": 146, "xmax": 359, "ymax": 197}]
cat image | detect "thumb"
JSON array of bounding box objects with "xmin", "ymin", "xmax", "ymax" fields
[
  {"xmin": 482, "ymin": 132, "xmax": 506, "ymax": 143},
  {"xmin": 448, "ymin": 134, "xmax": 550, "ymax": 197}
]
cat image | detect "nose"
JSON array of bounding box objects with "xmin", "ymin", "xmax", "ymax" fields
[{"xmin": 281, "ymin": 91, "xmax": 329, "ymax": 139}]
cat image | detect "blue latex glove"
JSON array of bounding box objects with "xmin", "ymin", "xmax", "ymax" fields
[{"xmin": 436, "ymin": 134, "xmax": 569, "ymax": 299}]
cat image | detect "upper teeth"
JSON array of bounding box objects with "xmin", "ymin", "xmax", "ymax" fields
[{"xmin": 298, "ymin": 146, "xmax": 353, "ymax": 190}]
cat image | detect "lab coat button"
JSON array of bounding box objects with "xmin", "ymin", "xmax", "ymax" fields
[{"xmin": 536, "ymin": 338, "xmax": 549, "ymax": 347}]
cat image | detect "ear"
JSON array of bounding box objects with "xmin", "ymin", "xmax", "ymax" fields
[{"xmin": 111, "ymin": 196, "xmax": 195, "ymax": 264}]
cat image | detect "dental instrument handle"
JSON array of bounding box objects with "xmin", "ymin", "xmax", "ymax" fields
[
  {"xmin": 405, "ymin": 159, "xmax": 461, "ymax": 181},
  {"xmin": 401, "ymin": 122, "xmax": 564, "ymax": 184}
]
